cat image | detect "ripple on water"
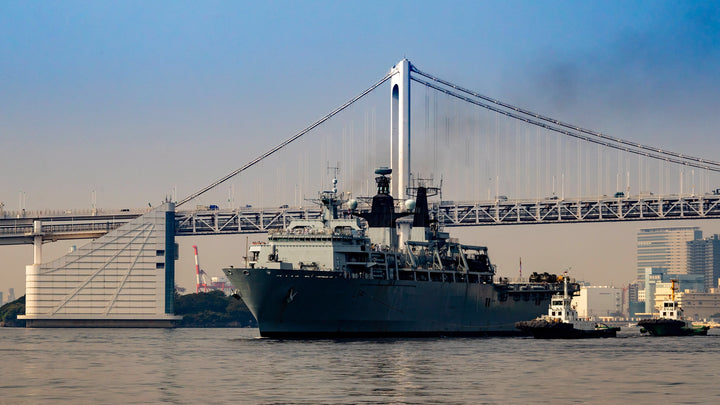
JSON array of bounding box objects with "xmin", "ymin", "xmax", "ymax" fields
[{"xmin": 2, "ymin": 328, "xmax": 720, "ymax": 403}]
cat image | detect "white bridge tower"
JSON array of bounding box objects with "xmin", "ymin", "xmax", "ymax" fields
[{"xmin": 390, "ymin": 59, "xmax": 411, "ymax": 199}]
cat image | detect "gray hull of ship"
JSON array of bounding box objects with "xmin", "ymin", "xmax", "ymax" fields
[{"xmin": 224, "ymin": 268, "xmax": 557, "ymax": 337}]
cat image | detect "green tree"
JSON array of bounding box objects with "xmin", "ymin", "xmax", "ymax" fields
[{"xmin": 0, "ymin": 295, "xmax": 26, "ymax": 327}]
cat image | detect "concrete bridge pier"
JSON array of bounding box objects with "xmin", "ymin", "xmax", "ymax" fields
[{"xmin": 19, "ymin": 202, "xmax": 181, "ymax": 327}]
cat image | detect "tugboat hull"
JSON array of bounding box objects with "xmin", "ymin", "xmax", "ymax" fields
[
  {"xmin": 516, "ymin": 319, "xmax": 619, "ymax": 339},
  {"xmin": 638, "ymin": 319, "xmax": 709, "ymax": 336}
]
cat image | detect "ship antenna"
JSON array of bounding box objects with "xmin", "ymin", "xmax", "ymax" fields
[{"xmin": 327, "ymin": 162, "xmax": 340, "ymax": 192}]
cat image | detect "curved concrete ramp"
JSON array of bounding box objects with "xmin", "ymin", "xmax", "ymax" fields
[{"xmin": 19, "ymin": 202, "xmax": 181, "ymax": 327}]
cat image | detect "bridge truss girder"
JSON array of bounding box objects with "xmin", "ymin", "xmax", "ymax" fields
[
  {"xmin": 3, "ymin": 195, "xmax": 720, "ymax": 244},
  {"xmin": 174, "ymin": 208, "xmax": 325, "ymax": 235},
  {"xmin": 437, "ymin": 195, "xmax": 720, "ymax": 227}
]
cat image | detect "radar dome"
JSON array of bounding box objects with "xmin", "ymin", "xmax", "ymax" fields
[
  {"xmin": 405, "ymin": 199, "xmax": 416, "ymax": 212},
  {"xmin": 375, "ymin": 167, "xmax": 392, "ymax": 176},
  {"xmin": 348, "ymin": 199, "xmax": 358, "ymax": 210}
]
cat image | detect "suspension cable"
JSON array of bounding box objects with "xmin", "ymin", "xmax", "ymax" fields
[
  {"xmin": 411, "ymin": 65, "xmax": 720, "ymax": 169},
  {"xmin": 411, "ymin": 76, "xmax": 720, "ymax": 173},
  {"xmin": 177, "ymin": 72, "xmax": 394, "ymax": 207}
]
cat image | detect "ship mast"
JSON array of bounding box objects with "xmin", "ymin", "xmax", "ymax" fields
[{"xmin": 670, "ymin": 278, "xmax": 677, "ymax": 301}]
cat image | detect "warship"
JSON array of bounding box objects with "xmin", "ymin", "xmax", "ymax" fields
[{"xmin": 223, "ymin": 168, "xmax": 573, "ymax": 337}]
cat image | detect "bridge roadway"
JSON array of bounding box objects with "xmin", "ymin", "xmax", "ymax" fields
[{"xmin": 2, "ymin": 193, "xmax": 720, "ymax": 245}]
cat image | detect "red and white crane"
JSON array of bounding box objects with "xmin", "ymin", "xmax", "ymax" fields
[
  {"xmin": 192, "ymin": 245, "xmax": 234, "ymax": 294},
  {"xmin": 193, "ymin": 245, "xmax": 209, "ymax": 293}
]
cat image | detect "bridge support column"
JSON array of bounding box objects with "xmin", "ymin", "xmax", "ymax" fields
[
  {"xmin": 391, "ymin": 59, "xmax": 411, "ymax": 199},
  {"xmin": 33, "ymin": 220, "xmax": 42, "ymax": 265}
]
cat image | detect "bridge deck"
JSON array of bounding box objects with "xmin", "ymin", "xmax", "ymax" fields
[{"xmin": 2, "ymin": 194, "xmax": 719, "ymax": 245}]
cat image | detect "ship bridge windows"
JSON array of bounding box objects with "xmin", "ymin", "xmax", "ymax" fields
[{"xmin": 333, "ymin": 226, "xmax": 356, "ymax": 236}]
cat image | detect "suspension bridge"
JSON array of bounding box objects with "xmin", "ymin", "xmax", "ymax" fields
[{"xmin": 5, "ymin": 59, "xmax": 718, "ymax": 326}]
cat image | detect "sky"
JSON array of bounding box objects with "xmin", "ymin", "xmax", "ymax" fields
[{"xmin": 2, "ymin": 1, "xmax": 720, "ymax": 296}]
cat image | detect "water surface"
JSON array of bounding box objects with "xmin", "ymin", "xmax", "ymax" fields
[{"xmin": 1, "ymin": 327, "xmax": 719, "ymax": 404}]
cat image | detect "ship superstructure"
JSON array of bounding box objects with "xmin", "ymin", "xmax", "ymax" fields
[{"xmin": 224, "ymin": 168, "xmax": 571, "ymax": 337}]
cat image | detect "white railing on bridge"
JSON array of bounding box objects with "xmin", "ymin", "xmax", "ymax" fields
[{"xmin": 0, "ymin": 207, "xmax": 150, "ymax": 220}]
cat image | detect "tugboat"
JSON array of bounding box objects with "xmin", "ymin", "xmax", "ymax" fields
[
  {"xmin": 223, "ymin": 168, "xmax": 573, "ymax": 337},
  {"xmin": 516, "ymin": 274, "xmax": 620, "ymax": 339},
  {"xmin": 637, "ymin": 279, "xmax": 710, "ymax": 336}
]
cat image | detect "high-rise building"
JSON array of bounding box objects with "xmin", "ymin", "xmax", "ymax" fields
[
  {"xmin": 687, "ymin": 235, "xmax": 720, "ymax": 292},
  {"xmin": 636, "ymin": 227, "xmax": 702, "ymax": 281},
  {"xmin": 628, "ymin": 282, "xmax": 639, "ymax": 303}
]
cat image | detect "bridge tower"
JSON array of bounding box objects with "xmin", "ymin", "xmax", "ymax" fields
[{"xmin": 390, "ymin": 59, "xmax": 411, "ymax": 199}]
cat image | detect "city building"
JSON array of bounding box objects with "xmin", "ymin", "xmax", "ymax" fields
[
  {"xmin": 678, "ymin": 290, "xmax": 720, "ymax": 321},
  {"xmin": 572, "ymin": 286, "xmax": 622, "ymax": 318},
  {"xmin": 628, "ymin": 283, "xmax": 639, "ymax": 303},
  {"xmin": 636, "ymin": 227, "xmax": 702, "ymax": 281},
  {"xmin": 637, "ymin": 289, "xmax": 645, "ymax": 303},
  {"xmin": 627, "ymin": 282, "xmax": 643, "ymax": 317},
  {"xmin": 687, "ymin": 235, "xmax": 720, "ymax": 292},
  {"xmin": 642, "ymin": 267, "xmax": 704, "ymax": 314},
  {"xmin": 643, "ymin": 267, "xmax": 666, "ymax": 314}
]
